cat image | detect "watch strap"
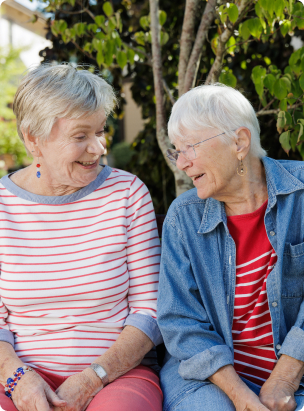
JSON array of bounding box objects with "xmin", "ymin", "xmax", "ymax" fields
[{"xmin": 89, "ymin": 363, "xmax": 109, "ymax": 387}]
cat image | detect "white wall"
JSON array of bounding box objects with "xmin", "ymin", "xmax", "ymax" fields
[{"xmin": 0, "ymin": 4, "xmax": 51, "ymax": 67}]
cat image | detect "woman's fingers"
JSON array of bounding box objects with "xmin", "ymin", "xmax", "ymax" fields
[
  {"xmin": 11, "ymin": 370, "xmax": 62, "ymax": 411},
  {"xmin": 235, "ymin": 391, "xmax": 270, "ymax": 411},
  {"xmin": 33, "ymin": 393, "xmax": 56, "ymax": 411},
  {"xmin": 45, "ymin": 385, "xmax": 67, "ymax": 407},
  {"xmin": 246, "ymin": 398, "xmax": 270, "ymax": 411},
  {"xmin": 14, "ymin": 390, "xmax": 52, "ymax": 411}
]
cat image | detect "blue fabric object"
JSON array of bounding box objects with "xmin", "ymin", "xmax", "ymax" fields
[
  {"xmin": 158, "ymin": 157, "xmax": 304, "ymax": 406},
  {"xmin": 0, "ymin": 329, "xmax": 14, "ymax": 347},
  {"xmin": 124, "ymin": 313, "xmax": 163, "ymax": 346},
  {"xmin": 160, "ymin": 353, "xmax": 304, "ymax": 411}
]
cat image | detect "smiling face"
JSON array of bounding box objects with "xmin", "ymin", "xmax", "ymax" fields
[
  {"xmin": 174, "ymin": 128, "xmax": 241, "ymax": 201},
  {"xmin": 30, "ymin": 109, "xmax": 107, "ymax": 194}
]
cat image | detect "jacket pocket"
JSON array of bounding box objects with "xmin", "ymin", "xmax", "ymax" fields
[
  {"xmin": 283, "ymin": 243, "xmax": 304, "ymax": 295},
  {"xmin": 282, "ymin": 243, "xmax": 304, "ymax": 332}
]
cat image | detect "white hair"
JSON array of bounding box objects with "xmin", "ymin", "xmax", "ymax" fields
[
  {"xmin": 13, "ymin": 63, "xmax": 117, "ymax": 143},
  {"xmin": 168, "ymin": 83, "xmax": 266, "ymax": 158}
]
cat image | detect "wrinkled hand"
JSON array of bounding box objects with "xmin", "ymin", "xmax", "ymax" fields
[
  {"xmin": 11, "ymin": 369, "xmax": 66, "ymax": 411},
  {"xmin": 259, "ymin": 377, "xmax": 297, "ymax": 411},
  {"xmin": 54, "ymin": 369, "xmax": 102, "ymax": 411},
  {"xmin": 233, "ymin": 384, "xmax": 270, "ymax": 411}
]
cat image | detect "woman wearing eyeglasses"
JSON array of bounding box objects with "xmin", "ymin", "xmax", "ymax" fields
[{"xmin": 157, "ymin": 84, "xmax": 304, "ymax": 411}]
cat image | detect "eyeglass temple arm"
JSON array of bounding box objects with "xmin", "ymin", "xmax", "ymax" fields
[{"xmin": 192, "ymin": 132, "xmax": 225, "ymax": 147}]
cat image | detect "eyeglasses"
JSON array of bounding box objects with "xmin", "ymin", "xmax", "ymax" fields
[{"xmin": 166, "ymin": 132, "xmax": 226, "ymax": 165}]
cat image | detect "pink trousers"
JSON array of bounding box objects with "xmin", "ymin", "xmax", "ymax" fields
[{"xmin": 0, "ymin": 365, "xmax": 163, "ymax": 411}]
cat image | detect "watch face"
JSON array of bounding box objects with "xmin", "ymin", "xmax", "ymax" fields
[
  {"xmin": 97, "ymin": 367, "xmax": 107, "ymax": 379},
  {"xmin": 91, "ymin": 363, "xmax": 107, "ymax": 380}
]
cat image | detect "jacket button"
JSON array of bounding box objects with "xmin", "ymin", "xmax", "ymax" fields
[
  {"xmin": 272, "ymin": 301, "xmax": 278, "ymax": 307},
  {"xmin": 276, "ymin": 344, "xmax": 281, "ymax": 350},
  {"xmin": 270, "ymin": 231, "xmax": 275, "ymax": 236}
]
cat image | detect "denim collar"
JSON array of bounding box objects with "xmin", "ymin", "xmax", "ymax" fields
[{"xmin": 198, "ymin": 157, "xmax": 304, "ymax": 234}]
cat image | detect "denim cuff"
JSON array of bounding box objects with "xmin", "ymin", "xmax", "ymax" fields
[
  {"xmin": 0, "ymin": 329, "xmax": 14, "ymax": 348},
  {"xmin": 124, "ymin": 313, "xmax": 163, "ymax": 346},
  {"xmin": 178, "ymin": 344, "xmax": 234, "ymax": 381},
  {"xmin": 279, "ymin": 326, "xmax": 304, "ymax": 362}
]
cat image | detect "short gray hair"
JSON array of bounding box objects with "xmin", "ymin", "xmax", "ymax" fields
[
  {"xmin": 13, "ymin": 63, "xmax": 117, "ymax": 142},
  {"xmin": 168, "ymin": 83, "xmax": 266, "ymax": 158}
]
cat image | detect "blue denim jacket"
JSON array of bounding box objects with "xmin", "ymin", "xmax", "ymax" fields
[{"xmin": 158, "ymin": 157, "xmax": 304, "ymax": 386}]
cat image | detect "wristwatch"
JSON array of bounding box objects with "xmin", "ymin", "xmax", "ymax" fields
[{"xmin": 89, "ymin": 363, "xmax": 109, "ymax": 387}]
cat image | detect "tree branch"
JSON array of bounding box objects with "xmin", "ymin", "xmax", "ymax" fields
[
  {"xmin": 149, "ymin": 0, "xmax": 192, "ymax": 194},
  {"xmin": 205, "ymin": 0, "xmax": 254, "ymax": 84},
  {"xmin": 178, "ymin": 0, "xmax": 199, "ymax": 97},
  {"xmin": 256, "ymin": 103, "xmax": 304, "ymax": 117},
  {"xmin": 56, "ymin": 2, "xmax": 96, "ymax": 21},
  {"xmin": 162, "ymin": 79, "xmax": 176, "ymax": 105},
  {"xmin": 75, "ymin": 0, "xmax": 95, "ymax": 20},
  {"xmin": 57, "ymin": 8, "xmax": 87, "ymax": 15},
  {"xmin": 182, "ymin": 0, "xmax": 217, "ymax": 94},
  {"xmin": 71, "ymin": 40, "xmax": 93, "ymax": 59},
  {"xmin": 149, "ymin": 0, "xmax": 174, "ymax": 171}
]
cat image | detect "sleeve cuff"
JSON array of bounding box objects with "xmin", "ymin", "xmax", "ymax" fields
[
  {"xmin": 178, "ymin": 344, "xmax": 234, "ymax": 381},
  {"xmin": 124, "ymin": 313, "xmax": 163, "ymax": 346},
  {"xmin": 279, "ymin": 326, "xmax": 304, "ymax": 362},
  {"xmin": 0, "ymin": 329, "xmax": 14, "ymax": 348}
]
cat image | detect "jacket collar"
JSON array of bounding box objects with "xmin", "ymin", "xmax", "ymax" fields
[{"xmin": 198, "ymin": 157, "xmax": 304, "ymax": 234}]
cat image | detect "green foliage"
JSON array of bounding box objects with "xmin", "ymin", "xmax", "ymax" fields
[
  {"xmin": 111, "ymin": 141, "xmax": 134, "ymax": 168},
  {"xmin": 250, "ymin": 45, "xmax": 304, "ymax": 157},
  {"xmin": 0, "ymin": 47, "xmax": 30, "ymax": 173},
  {"xmin": 40, "ymin": 0, "xmax": 304, "ymax": 205},
  {"xmin": 218, "ymin": 3, "xmax": 239, "ymax": 24},
  {"xmin": 103, "ymin": 2, "xmax": 113, "ymax": 18},
  {"xmin": 219, "ymin": 70, "xmax": 237, "ymax": 87}
]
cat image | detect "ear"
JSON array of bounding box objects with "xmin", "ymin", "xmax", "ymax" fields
[
  {"xmin": 234, "ymin": 127, "xmax": 251, "ymax": 160},
  {"xmin": 22, "ymin": 129, "xmax": 42, "ymax": 157}
]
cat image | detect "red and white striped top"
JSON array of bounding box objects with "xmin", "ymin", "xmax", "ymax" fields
[
  {"xmin": 227, "ymin": 201, "xmax": 277, "ymax": 386},
  {"xmin": 0, "ymin": 166, "xmax": 161, "ymax": 376}
]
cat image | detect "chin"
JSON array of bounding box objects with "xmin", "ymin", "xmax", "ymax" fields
[{"xmin": 196, "ymin": 187, "xmax": 212, "ymax": 200}]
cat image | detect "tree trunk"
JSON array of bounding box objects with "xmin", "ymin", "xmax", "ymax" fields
[
  {"xmin": 183, "ymin": 0, "xmax": 217, "ymax": 93},
  {"xmin": 178, "ymin": 0, "xmax": 199, "ymax": 97},
  {"xmin": 149, "ymin": 0, "xmax": 193, "ymax": 197}
]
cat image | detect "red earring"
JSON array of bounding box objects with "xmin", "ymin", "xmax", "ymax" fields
[{"xmin": 36, "ymin": 157, "xmax": 41, "ymax": 178}]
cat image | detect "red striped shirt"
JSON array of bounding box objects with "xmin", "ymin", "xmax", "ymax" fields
[
  {"xmin": 0, "ymin": 168, "xmax": 160, "ymax": 375},
  {"xmin": 227, "ymin": 201, "xmax": 277, "ymax": 386}
]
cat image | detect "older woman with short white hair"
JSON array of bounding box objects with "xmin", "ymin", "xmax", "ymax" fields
[
  {"xmin": 0, "ymin": 64, "xmax": 163, "ymax": 411},
  {"xmin": 158, "ymin": 84, "xmax": 304, "ymax": 411}
]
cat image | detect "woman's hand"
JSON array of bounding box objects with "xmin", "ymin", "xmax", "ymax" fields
[
  {"xmin": 209, "ymin": 365, "xmax": 270, "ymax": 411},
  {"xmin": 54, "ymin": 368, "xmax": 102, "ymax": 411},
  {"xmin": 11, "ymin": 370, "xmax": 66, "ymax": 411},
  {"xmin": 233, "ymin": 386, "xmax": 271, "ymax": 411},
  {"xmin": 259, "ymin": 354, "xmax": 304, "ymax": 411},
  {"xmin": 259, "ymin": 377, "xmax": 297, "ymax": 411}
]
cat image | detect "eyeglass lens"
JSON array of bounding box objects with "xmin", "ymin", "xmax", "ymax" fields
[{"xmin": 167, "ymin": 146, "xmax": 196, "ymax": 163}]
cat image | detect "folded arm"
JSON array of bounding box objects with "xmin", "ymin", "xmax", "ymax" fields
[
  {"xmin": 54, "ymin": 325, "xmax": 155, "ymax": 411},
  {"xmin": 157, "ymin": 217, "xmax": 234, "ymax": 380}
]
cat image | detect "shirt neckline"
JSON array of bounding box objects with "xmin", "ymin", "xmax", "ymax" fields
[
  {"xmin": 0, "ymin": 165, "xmax": 112, "ymax": 205},
  {"xmin": 227, "ymin": 199, "xmax": 268, "ymax": 221}
]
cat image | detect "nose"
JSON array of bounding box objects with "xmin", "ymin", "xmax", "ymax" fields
[
  {"xmin": 176, "ymin": 152, "xmax": 192, "ymax": 170},
  {"xmin": 86, "ymin": 136, "xmax": 106, "ymax": 156}
]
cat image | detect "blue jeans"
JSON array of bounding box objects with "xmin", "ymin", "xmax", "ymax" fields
[{"xmin": 161, "ymin": 355, "xmax": 304, "ymax": 411}]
